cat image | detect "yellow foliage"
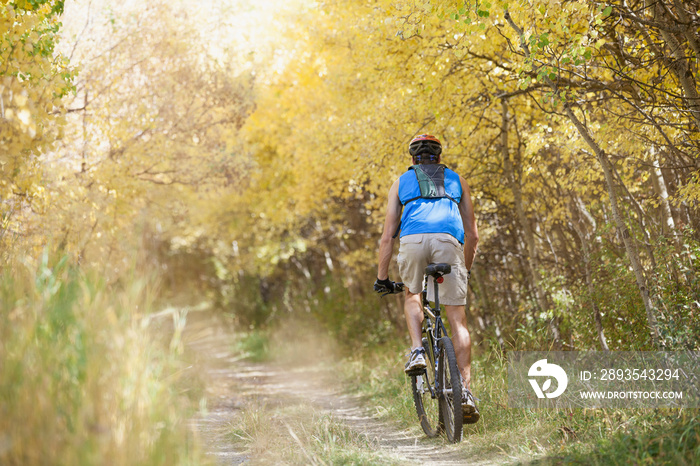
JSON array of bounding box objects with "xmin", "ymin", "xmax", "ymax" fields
[
  {"xmin": 2, "ymin": 0, "xmax": 254, "ymax": 274},
  {"xmin": 4, "ymin": 0, "xmax": 698, "ymax": 289},
  {"xmin": 216, "ymin": 0, "xmax": 700, "ymax": 280},
  {"xmin": 1, "ymin": 1, "xmax": 74, "ymax": 260}
]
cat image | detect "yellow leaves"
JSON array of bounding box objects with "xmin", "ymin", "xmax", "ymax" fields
[
  {"xmin": 676, "ymin": 171, "xmax": 700, "ymax": 205},
  {"xmin": 3, "ymin": 88, "xmax": 37, "ymax": 138},
  {"xmin": 12, "ymin": 90, "xmax": 28, "ymax": 107},
  {"xmin": 12, "ymin": 0, "xmax": 37, "ymax": 12},
  {"xmin": 0, "ymin": 1, "xmax": 74, "ymax": 221},
  {"xmin": 0, "ymin": 0, "xmax": 260, "ymax": 271},
  {"xmin": 17, "ymin": 109, "xmax": 35, "ymax": 136},
  {"xmin": 0, "ymin": 0, "xmax": 688, "ymax": 294}
]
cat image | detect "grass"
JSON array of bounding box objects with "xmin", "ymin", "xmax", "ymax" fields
[
  {"xmin": 338, "ymin": 338, "xmax": 700, "ymax": 465},
  {"xmin": 227, "ymin": 399, "xmax": 392, "ymax": 464},
  {"xmin": 234, "ymin": 330, "xmax": 271, "ymax": 362},
  {"xmin": 0, "ymin": 252, "xmax": 207, "ymax": 465},
  {"xmin": 226, "ymin": 327, "xmax": 700, "ymax": 465},
  {"xmin": 534, "ymin": 411, "xmax": 700, "ymax": 465}
]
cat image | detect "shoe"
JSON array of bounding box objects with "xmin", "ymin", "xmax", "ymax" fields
[
  {"xmin": 404, "ymin": 348, "xmax": 427, "ymax": 374},
  {"xmin": 462, "ymin": 388, "xmax": 480, "ymax": 424}
]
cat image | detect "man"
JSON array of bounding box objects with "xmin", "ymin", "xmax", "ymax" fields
[{"xmin": 374, "ymin": 134, "xmax": 480, "ymax": 423}]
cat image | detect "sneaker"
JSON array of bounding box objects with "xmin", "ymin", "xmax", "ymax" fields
[
  {"xmin": 462, "ymin": 388, "xmax": 480, "ymax": 424},
  {"xmin": 404, "ymin": 348, "xmax": 427, "ymax": 374}
]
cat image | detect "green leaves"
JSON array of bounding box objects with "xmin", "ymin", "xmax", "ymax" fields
[
  {"xmin": 449, "ymin": 1, "xmax": 491, "ymax": 30},
  {"xmin": 520, "ymin": 76, "xmax": 532, "ymax": 90}
]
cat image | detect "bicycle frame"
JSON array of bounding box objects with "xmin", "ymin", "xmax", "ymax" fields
[{"xmin": 421, "ymin": 274, "xmax": 450, "ymax": 400}]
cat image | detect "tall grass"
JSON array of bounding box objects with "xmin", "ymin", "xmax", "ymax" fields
[{"xmin": 0, "ymin": 252, "xmax": 206, "ymax": 465}]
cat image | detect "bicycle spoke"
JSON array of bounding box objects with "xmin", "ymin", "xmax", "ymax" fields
[{"xmin": 438, "ymin": 337, "xmax": 463, "ymax": 443}]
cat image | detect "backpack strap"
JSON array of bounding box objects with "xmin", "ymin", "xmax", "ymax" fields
[
  {"xmin": 402, "ymin": 194, "xmax": 459, "ymax": 205},
  {"xmin": 392, "ymin": 221, "xmax": 401, "ymax": 239}
]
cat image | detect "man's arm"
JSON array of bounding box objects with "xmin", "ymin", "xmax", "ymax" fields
[
  {"xmin": 377, "ymin": 179, "xmax": 402, "ymax": 280},
  {"xmin": 459, "ymin": 176, "xmax": 479, "ymax": 271}
]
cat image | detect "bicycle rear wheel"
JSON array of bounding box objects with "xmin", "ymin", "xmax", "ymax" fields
[
  {"xmin": 411, "ymin": 338, "xmax": 440, "ymax": 438},
  {"xmin": 437, "ymin": 337, "xmax": 463, "ymax": 443}
]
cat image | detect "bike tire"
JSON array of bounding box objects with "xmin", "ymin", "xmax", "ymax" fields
[
  {"xmin": 411, "ymin": 337, "xmax": 441, "ymax": 438},
  {"xmin": 437, "ymin": 336, "xmax": 463, "ymax": 443}
]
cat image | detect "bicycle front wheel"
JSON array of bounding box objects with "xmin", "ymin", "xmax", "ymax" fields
[
  {"xmin": 437, "ymin": 336, "xmax": 463, "ymax": 443},
  {"xmin": 411, "ymin": 337, "xmax": 440, "ymax": 438}
]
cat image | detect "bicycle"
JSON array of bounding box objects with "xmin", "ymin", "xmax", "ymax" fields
[{"xmin": 379, "ymin": 263, "xmax": 463, "ymax": 443}]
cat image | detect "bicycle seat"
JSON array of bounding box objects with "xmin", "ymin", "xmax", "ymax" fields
[{"xmin": 425, "ymin": 263, "xmax": 451, "ymax": 277}]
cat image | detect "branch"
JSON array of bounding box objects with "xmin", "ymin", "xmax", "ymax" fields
[
  {"xmin": 616, "ymin": 9, "xmax": 690, "ymax": 34},
  {"xmin": 495, "ymin": 84, "xmax": 547, "ymax": 100},
  {"xmin": 503, "ymin": 11, "xmax": 531, "ymax": 57},
  {"xmin": 69, "ymin": 0, "xmax": 93, "ymax": 62}
]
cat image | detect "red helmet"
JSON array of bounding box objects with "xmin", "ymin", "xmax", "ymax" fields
[{"xmin": 409, "ymin": 134, "xmax": 442, "ymax": 158}]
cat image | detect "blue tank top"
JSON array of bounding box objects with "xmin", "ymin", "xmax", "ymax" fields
[{"xmin": 398, "ymin": 166, "xmax": 465, "ymax": 243}]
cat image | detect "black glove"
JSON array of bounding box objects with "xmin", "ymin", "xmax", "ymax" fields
[{"xmin": 374, "ymin": 277, "xmax": 395, "ymax": 294}]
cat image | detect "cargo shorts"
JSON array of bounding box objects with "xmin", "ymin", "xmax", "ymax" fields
[{"xmin": 397, "ymin": 233, "xmax": 468, "ymax": 306}]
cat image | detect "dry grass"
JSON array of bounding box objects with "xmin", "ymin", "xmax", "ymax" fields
[
  {"xmin": 227, "ymin": 400, "xmax": 389, "ymax": 465},
  {"xmin": 0, "ymin": 252, "xmax": 207, "ymax": 465}
]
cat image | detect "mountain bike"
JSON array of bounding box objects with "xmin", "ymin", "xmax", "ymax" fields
[
  {"xmin": 402, "ymin": 264, "xmax": 464, "ymax": 443},
  {"xmin": 376, "ymin": 264, "xmax": 463, "ymax": 442}
]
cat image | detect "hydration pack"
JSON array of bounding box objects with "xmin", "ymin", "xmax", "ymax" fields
[{"xmin": 402, "ymin": 164, "xmax": 459, "ymax": 205}]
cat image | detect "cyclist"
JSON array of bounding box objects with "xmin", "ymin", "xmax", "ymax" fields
[{"xmin": 374, "ymin": 134, "xmax": 480, "ymax": 424}]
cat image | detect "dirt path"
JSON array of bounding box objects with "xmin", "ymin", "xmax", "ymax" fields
[{"xmin": 185, "ymin": 312, "xmax": 504, "ymax": 465}]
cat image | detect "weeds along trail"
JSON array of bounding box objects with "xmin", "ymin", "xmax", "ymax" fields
[{"xmin": 184, "ymin": 311, "xmax": 500, "ymax": 465}]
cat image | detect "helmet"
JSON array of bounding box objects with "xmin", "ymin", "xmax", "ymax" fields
[{"xmin": 409, "ymin": 134, "xmax": 442, "ymax": 158}]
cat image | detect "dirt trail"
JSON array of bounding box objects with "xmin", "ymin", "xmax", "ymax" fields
[{"xmin": 185, "ymin": 312, "xmax": 504, "ymax": 465}]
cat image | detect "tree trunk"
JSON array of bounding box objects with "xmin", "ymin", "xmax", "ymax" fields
[
  {"xmin": 566, "ymin": 112, "xmax": 660, "ymax": 348},
  {"xmin": 610, "ymin": 161, "xmax": 658, "ymax": 271},
  {"xmin": 472, "ymin": 268, "xmax": 505, "ymax": 348},
  {"xmin": 653, "ymin": 2, "xmax": 700, "ymax": 131},
  {"xmin": 567, "ymin": 108, "xmax": 661, "ymax": 348},
  {"xmin": 651, "ymin": 159, "xmax": 678, "ymax": 241},
  {"xmin": 570, "ymin": 198, "xmax": 610, "ymax": 351},
  {"xmin": 670, "ymin": 0, "xmax": 700, "ymax": 56}
]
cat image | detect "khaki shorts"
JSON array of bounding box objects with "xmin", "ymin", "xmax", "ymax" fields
[{"xmin": 397, "ymin": 233, "xmax": 468, "ymax": 306}]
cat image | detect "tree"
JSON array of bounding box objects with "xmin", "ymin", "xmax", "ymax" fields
[
  {"xmin": 16, "ymin": 0, "xmax": 254, "ymax": 275},
  {"xmin": 1, "ymin": 0, "xmax": 74, "ymax": 258}
]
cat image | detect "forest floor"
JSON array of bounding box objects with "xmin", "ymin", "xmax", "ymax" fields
[{"xmin": 185, "ymin": 311, "xmax": 513, "ymax": 465}]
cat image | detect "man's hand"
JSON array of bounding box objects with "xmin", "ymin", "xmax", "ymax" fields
[
  {"xmin": 374, "ymin": 277, "xmax": 404, "ymax": 295},
  {"xmin": 374, "ymin": 277, "xmax": 395, "ymax": 294}
]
